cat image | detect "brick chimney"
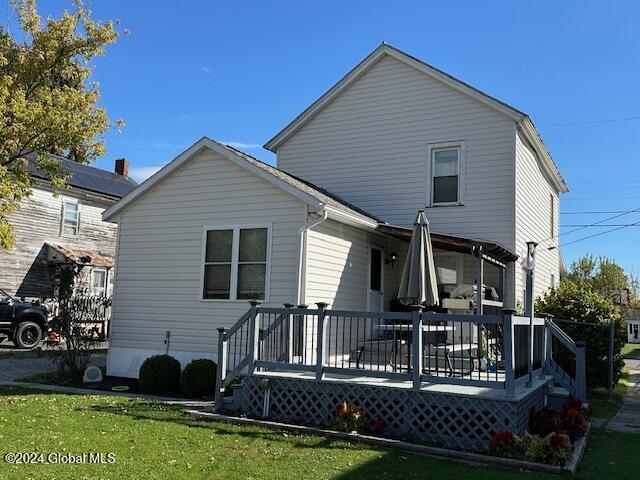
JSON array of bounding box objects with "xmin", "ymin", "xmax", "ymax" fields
[{"xmin": 114, "ymin": 158, "xmax": 129, "ymax": 177}]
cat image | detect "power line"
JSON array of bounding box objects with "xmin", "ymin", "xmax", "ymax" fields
[
  {"xmin": 561, "ymin": 211, "xmax": 629, "ymax": 215},
  {"xmin": 562, "ymin": 224, "xmax": 640, "ymax": 227},
  {"xmin": 540, "ymin": 115, "xmax": 640, "ymax": 127},
  {"xmin": 553, "ymin": 221, "xmax": 640, "ymax": 249},
  {"xmin": 540, "ymin": 205, "xmax": 640, "ymax": 245}
]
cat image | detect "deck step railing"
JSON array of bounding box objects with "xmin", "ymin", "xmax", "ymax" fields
[
  {"xmin": 215, "ymin": 303, "xmax": 587, "ymax": 408},
  {"xmin": 546, "ymin": 319, "xmax": 586, "ymax": 400}
]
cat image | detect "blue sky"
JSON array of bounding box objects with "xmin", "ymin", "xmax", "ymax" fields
[{"xmin": 10, "ymin": 1, "xmax": 640, "ymax": 277}]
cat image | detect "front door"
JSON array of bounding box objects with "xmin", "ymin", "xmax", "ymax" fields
[{"xmin": 369, "ymin": 247, "xmax": 384, "ymax": 313}]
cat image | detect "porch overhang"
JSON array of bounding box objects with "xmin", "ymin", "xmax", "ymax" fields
[
  {"xmin": 376, "ymin": 224, "xmax": 518, "ymax": 265},
  {"xmin": 45, "ymin": 243, "xmax": 114, "ymax": 268}
]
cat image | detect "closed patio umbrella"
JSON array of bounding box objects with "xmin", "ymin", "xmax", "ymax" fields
[{"xmin": 397, "ymin": 211, "xmax": 439, "ymax": 307}]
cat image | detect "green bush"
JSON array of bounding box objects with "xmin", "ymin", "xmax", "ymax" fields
[
  {"xmin": 181, "ymin": 359, "xmax": 217, "ymax": 398},
  {"xmin": 536, "ymin": 279, "xmax": 625, "ymax": 390},
  {"xmin": 138, "ymin": 355, "xmax": 181, "ymax": 394}
]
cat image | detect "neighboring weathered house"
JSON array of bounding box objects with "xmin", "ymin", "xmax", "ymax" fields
[
  {"xmin": 0, "ymin": 156, "xmax": 136, "ymax": 301},
  {"xmin": 102, "ymin": 44, "xmax": 568, "ymax": 377}
]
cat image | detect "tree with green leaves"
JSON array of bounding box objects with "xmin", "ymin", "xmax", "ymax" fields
[
  {"xmin": 536, "ymin": 279, "xmax": 624, "ymax": 390},
  {"xmin": 0, "ymin": 0, "xmax": 121, "ymax": 249},
  {"xmin": 568, "ymin": 254, "xmax": 637, "ymax": 304}
]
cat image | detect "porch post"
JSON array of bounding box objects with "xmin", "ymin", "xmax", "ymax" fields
[
  {"xmin": 247, "ymin": 301, "xmax": 261, "ymax": 374},
  {"xmin": 473, "ymin": 244, "xmax": 484, "ymax": 360},
  {"xmin": 284, "ymin": 303, "xmax": 294, "ymax": 363},
  {"xmin": 539, "ymin": 313, "xmax": 550, "ymax": 379},
  {"xmin": 411, "ymin": 308, "xmax": 423, "ymax": 390},
  {"xmin": 575, "ymin": 341, "xmax": 587, "ymax": 402},
  {"xmin": 215, "ymin": 327, "xmax": 227, "ymax": 412},
  {"xmin": 315, "ymin": 302, "xmax": 329, "ymax": 381},
  {"xmin": 525, "ymin": 242, "xmax": 537, "ymax": 387},
  {"xmin": 503, "ymin": 309, "xmax": 515, "ymax": 398}
]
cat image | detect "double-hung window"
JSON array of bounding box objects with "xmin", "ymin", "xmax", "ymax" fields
[
  {"xmin": 202, "ymin": 226, "xmax": 269, "ymax": 301},
  {"xmin": 90, "ymin": 269, "xmax": 107, "ymax": 297},
  {"xmin": 428, "ymin": 142, "xmax": 464, "ymax": 206},
  {"xmin": 62, "ymin": 200, "xmax": 79, "ymax": 236}
]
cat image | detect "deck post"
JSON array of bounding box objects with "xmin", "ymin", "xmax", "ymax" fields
[
  {"xmin": 524, "ymin": 242, "xmax": 537, "ymax": 387},
  {"xmin": 502, "ymin": 309, "xmax": 515, "ymax": 398},
  {"xmin": 411, "ymin": 308, "xmax": 423, "ymax": 390},
  {"xmin": 214, "ymin": 327, "xmax": 227, "ymax": 412},
  {"xmin": 284, "ymin": 303, "xmax": 294, "ymax": 363},
  {"xmin": 247, "ymin": 301, "xmax": 261, "ymax": 374},
  {"xmin": 575, "ymin": 341, "xmax": 587, "ymax": 402},
  {"xmin": 539, "ymin": 314, "xmax": 549, "ymax": 379},
  {"xmin": 473, "ymin": 244, "xmax": 484, "ymax": 360},
  {"xmin": 315, "ymin": 302, "xmax": 329, "ymax": 381}
]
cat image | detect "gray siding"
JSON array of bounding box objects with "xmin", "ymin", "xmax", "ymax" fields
[
  {"xmin": 276, "ymin": 54, "xmax": 517, "ymax": 250},
  {"xmin": 515, "ymin": 133, "xmax": 560, "ymax": 304},
  {"xmin": 0, "ymin": 185, "xmax": 117, "ymax": 299},
  {"xmin": 109, "ymin": 149, "xmax": 305, "ymax": 372}
]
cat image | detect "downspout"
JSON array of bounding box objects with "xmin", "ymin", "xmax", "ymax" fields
[{"xmin": 296, "ymin": 208, "xmax": 328, "ymax": 305}]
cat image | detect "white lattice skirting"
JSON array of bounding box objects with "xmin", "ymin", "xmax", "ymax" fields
[{"xmin": 229, "ymin": 376, "xmax": 545, "ymax": 452}]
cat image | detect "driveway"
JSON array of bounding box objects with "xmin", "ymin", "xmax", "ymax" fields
[{"xmin": 0, "ymin": 351, "xmax": 107, "ymax": 382}]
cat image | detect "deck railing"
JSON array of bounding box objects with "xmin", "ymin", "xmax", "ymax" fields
[{"xmin": 215, "ymin": 302, "xmax": 586, "ymax": 407}]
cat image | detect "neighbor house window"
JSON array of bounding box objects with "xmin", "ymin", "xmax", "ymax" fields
[
  {"xmin": 61, "ymin": 200, "xmax": 79, "ymax": 236},
  {"xmin": 202, "ymin": 226, "xmax": 269, "ymax": 300},
  {"xmin": 428, "ymin": 142, "xmax": 464, "ymax": 206},
  {"xmin": 90, "ymin": 269, "xmax": 107, "ymax": 297}
]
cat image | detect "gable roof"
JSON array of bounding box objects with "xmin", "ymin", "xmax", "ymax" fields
[
  {"xmin": 102, "ymin": 137, "xmax": 382, "ymax": 224},
  {"xmin": 28, "ymin": 154, "xmax": 137, "ymax": 199},
  {"xmin": 264, "ymin": 43, "xmax": 568, "ymax": 193}
]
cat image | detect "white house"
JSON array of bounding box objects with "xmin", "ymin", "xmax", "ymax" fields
[{"xmin": 103, "ymin": 44, "xmax": 567, "ymax": 378}]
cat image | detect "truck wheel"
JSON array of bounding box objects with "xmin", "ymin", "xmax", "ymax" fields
[{"xmin": 14, "ymin": 321, "xmax": 43, "ymax": 349}]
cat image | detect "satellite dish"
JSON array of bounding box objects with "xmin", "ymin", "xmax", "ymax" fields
[{"xmin": 82, "ymin": 365, "xmax": 103, "ymax": 383}]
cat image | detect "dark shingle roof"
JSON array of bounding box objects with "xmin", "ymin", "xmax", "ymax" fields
[{"xmin": 28, "ymin": 154, "xmax": 137, "ymax": 199}]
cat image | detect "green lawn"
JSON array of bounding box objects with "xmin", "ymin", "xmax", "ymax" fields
[
  {"xmin": 622, "ymin": 343, "xmax": 640, "ymax": 360},
  {"xmin": 0, "ymin": 387, "xmax": 638, "ymax": 480},
  {"xmin": 589, "ymin": 369, "xmax": 631, "ymax": 419}
]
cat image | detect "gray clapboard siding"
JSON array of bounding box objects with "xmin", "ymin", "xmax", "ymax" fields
[
  {"xmin": 109, "ymin": 150, "xmax": 305, "ymax": 359},
  {"xmin": 276, "ymin": 54, "xmax": 517, "ymax": 250},
  {"xmin": 515, "ymin": 133, "xmax": 560, "ymax": 303},
  {"xmin": 0, "ymin": 185, "xmax": 117, "ymax": 299}
]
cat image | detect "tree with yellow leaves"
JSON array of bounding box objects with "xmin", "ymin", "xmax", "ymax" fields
[{"xmin": 0, "ymin": 0, "xmax": 121, "ymax": 249}]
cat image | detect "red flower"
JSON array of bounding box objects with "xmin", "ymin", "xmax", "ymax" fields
[{"xmin": 374, "ymin": 416, "xmax": 384, "ymax": 433}]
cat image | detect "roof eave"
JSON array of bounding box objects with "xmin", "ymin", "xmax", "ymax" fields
[{"xmin": 264, "ymin": 43, "xmax": 526, "ymax": 152}]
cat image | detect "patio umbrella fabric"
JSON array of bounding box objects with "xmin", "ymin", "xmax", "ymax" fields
[{"xmin": 397, "ymin": 211, "xmax": 439, "ymax": 306}]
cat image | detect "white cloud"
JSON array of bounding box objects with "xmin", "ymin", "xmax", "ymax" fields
[
  {"xmin": 200, "ymin": 66, "xmax": 213, "ymax": 82},
  {"xmin": 221, "ymin": 141, "xmax": 261, "ymax": 150},
  {"xmin": 129, "ymin": 165, "xmax": 163, "ymax": 183}
]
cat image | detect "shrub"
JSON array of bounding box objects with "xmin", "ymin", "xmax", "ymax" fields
[
  {"xmin": 520, "ymin": 432, "xmax": 545, "ymax": 463},
  {"xmin": 559, "ymin": 407, "xmax": 588, "ymax": 442},
  {"xmin": 330, "ymin": 401, "xmax": 367, "ymax": 433},
  {"xmin": 138, "ymin": 355, "xmax": 181, "ymax": 394},
  {"xmin": 543, "ymin": 432, "xmax": 572, "ymax": 466},
  {"xmin": 535, "ymin": 279, "xmax": 625, "ymax": 390},
  {"xmin": 181, "ymin": 359, "xmax": 217, "ymax": 397},
  {"xmin": 529, "ymin": 406, "xmax": 560, "ymax": 437},
  {"xmin": 489, "ymin": 430, "xmax": 518, "ymax": 457}
]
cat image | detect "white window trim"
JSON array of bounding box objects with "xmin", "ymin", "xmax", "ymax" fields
[
  {"xmin": 60, "ymin": 197, "xmax": 80, "ymax": 237},
  {"xmin": 426, "ymin": 141, "xmax": 466, "ymax": 207},
  {"xmin": 90, "ymin": 268, "xmax": 108, "ymax": 297},
  {"xmin": 199, "ymin": 224, "xmax": 272, "ymax": 303}
]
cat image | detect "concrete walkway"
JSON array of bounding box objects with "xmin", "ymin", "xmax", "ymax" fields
[
  {"xmin": 607, "ymin": 359, "xmax": 640, "ymax": 433},
  {"xmin": 0, "ymin": 352, "xmax": 106, "ymax": 382}
]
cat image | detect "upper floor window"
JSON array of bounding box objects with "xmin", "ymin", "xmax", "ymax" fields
[
  {"xmin": 202, "ymin": 226, "xmax": 270, "ymax": 301},
  {"xmin": 61, "ymin": 200, "xmax": 79, "ymax": 236},
  {"xmin": 428, "ymin": 142, "xmax": 465, "ymax": 206}
]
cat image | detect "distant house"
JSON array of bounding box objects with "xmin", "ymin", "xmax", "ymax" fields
[
  {"xmin": 627, "ymin": 309, "xmax": 640, "ymax": 343},
  {"xmin": 0, "ymin": 156, "xmax": 136, "ymax": 301},
  {"xmin": 102, "ymin": 44, "xmax": 568, "ymax": 377}
]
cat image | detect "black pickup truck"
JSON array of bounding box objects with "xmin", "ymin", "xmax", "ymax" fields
[{"xmin": 0, "ymin": 289, "xmax": 49, "ymax": 349}]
